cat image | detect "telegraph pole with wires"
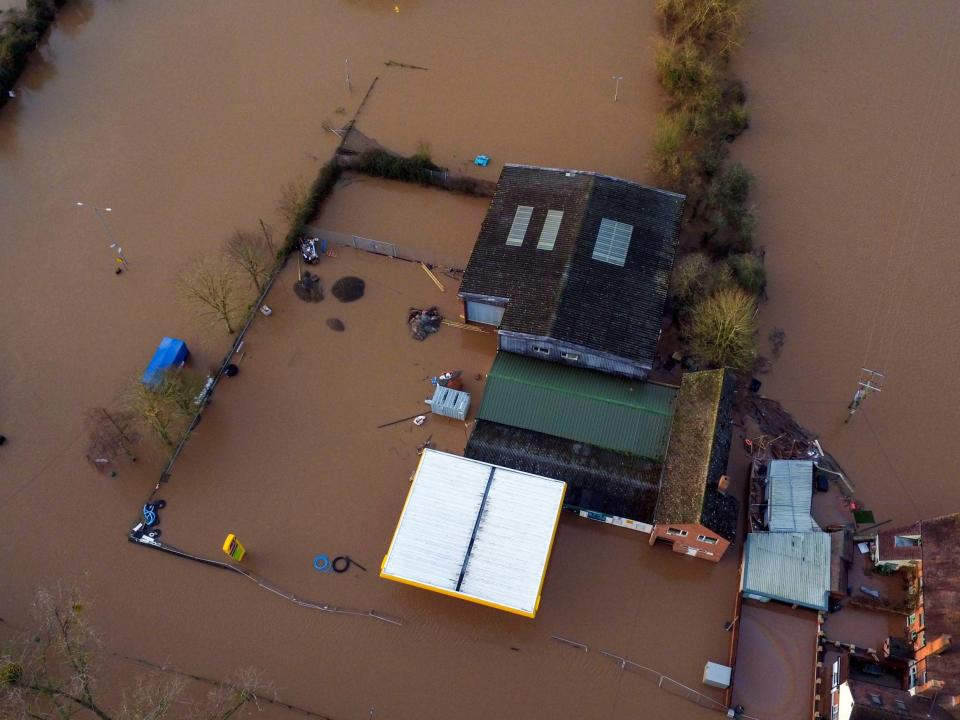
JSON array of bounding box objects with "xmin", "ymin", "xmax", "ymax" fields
[{"xmin": 846, "ymin": 368, "xmax": 884, "ymax": 422}]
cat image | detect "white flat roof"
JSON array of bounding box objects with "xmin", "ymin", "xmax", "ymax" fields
[{"xmin": 381, "ymin": 449, "xmax": 566, "ymax": 617}]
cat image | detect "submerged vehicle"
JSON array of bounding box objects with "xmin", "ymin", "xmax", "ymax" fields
[{"xmin": 300, "ymin": 237, "xmax": 320, "ymax": 264}]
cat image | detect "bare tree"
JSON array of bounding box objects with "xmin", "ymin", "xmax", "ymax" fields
[
  {"xmin": 177, "ymin": 258, "xmax": 245, "ymax": 335},
  {"xmin": 223, "ymin": 228, "xmax": 274, "ymax": 294},
  {"xmin": 277, "ymin": 179, "xmax": 309, "ymax": 228},
  {"xmin": 84, "ymin": 407, "xmax": 141, "ymax": 468},
  {"xmin": 0, "ymin": 586, "xmax": 266, "ymax": 720},
  {"xmin": 129, "ymin": 371, "xmax": 204, "ymax": 447}
]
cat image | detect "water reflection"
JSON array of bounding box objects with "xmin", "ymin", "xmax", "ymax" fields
[{"xmin": 58, "ymin": 0, "xmax": 94, "ymax": 37}]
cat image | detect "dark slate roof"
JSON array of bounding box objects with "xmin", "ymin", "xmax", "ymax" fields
[
  {"xmin": 459, "ymin": 164, "xmax": 684, "ymax": 367},
  {"xmin": 654, "ymin": 369, "xmax": 738, "ymax": 541},
  {"xmin": 465, "ymin": 420, "xmax": 662, "ymax": 524}
]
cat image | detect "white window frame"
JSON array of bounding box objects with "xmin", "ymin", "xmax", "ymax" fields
[
  {"xmin": 561, "ymin": 351, "xmax": 579, "ymax": 361},
  {"xmin": 831, "ymin": 660, "xmax": 840, "ymax": 689},
  {"xmin": 532, "ymin": 345, "xmax": 551, "ymax": 356},
  {"xmin": 697, "ymin": 534, "xmax": 719, "ymax": 545},
  {"xmin": 665, "ymin": 527, "xmax": 687, "ymax": 537}
]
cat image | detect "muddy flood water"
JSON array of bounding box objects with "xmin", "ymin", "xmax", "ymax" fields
[
  {"xmin": 735, "ymin": 1, "xmax": 960, "ymax": 525},
  {"xmin": 3, "ymin": 1, "xmax": 958, "ymax": 718}
]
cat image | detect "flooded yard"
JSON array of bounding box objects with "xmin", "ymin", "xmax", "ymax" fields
[
  {"xmin": 731, "ymin": 601, "xmax": 818, "ymax": 720},
  {"xmin": 144, "ymin": 249, "xmax": 741, "ymax": 719}
]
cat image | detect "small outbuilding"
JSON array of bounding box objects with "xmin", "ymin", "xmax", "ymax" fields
[{"xmin": 381, "ymin": 449, "xmax": 566, "ymax": 618}]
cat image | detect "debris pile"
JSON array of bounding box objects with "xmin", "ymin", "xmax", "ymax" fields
[
  {"xmin": 293, "ymin": 271, "xmax": 324, "ymax": 302},
  {"xmin": 408, "ymin": 306, "xmax": 442, "ymax": 341}
]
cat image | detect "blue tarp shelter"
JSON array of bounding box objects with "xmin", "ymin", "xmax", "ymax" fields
[{"xmin": 142, "ymin": 337, "xmax": 189, "ymax": 387}]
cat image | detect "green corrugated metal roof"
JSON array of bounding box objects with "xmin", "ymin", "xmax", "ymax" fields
[{"xmin": 478, "ymin": 353, "xmax": 678, "ymax": 460}]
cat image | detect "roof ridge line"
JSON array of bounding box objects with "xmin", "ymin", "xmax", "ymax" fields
[
  {"xmin": 503, "ymin": 163, "xmax": 686, "ymax": 199},
  {"xmin": 486, "ymin": 370, "xmax": 674, "ymax": 416}
]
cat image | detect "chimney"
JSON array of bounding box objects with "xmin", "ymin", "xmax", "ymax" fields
[{"xmin": 718, "ymin": 474, "xmax": 730, "ymax": 494}]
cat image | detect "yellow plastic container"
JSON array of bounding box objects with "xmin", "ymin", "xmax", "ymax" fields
[{"xmin": 222, "ymin": 533, "xmax": 246, "ymax": 562}]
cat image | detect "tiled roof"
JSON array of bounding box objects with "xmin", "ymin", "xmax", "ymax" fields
[
  {"xmin": 465, "ymin": 419, "xmax": 662, "ymax": 524},
  {"xmin": 477, "ymin": 352, "xmax": 678, "ymax": 460},
  {"xmin": 459, "ymin": 164, "xmax": 684, "ymax": 367},
  {"xmin": 919, "ymin": 513, "xmax": 960, "ymax": 698},
  {"xmin": 848, "ymin": 678, "xmax": 953, "ymax": 719}
]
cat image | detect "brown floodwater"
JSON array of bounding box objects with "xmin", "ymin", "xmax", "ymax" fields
[
  {"xmin": 0, "ymin": 1, "xmax": 729, "ymax": 718},
  {"xmin": 6, "ymin": 0, "xmax": 951, "ymax": 715},
  {"xmin": 733, "ymin": 1, "xmax": 960, "ymax": 526}
]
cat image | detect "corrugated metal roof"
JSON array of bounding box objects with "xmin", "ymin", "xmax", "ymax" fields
[
  {"xmin": 742, "ymin": 531, "xmax": 831, "ymax": 611},
  {"xmin": 478, "ymin": 352, "xmax": 677, "ymax": 459},
  {"xmin": 381, "ymin": 449, "xmax": 566, "ymax": 617},
  {"xmin": 766, "ymin": 460, "xmax": 820, "ymax": 532}
]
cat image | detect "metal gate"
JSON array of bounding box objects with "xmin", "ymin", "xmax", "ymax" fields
[{"xmin": 352, "ymin": 235, "xmax": 396, "ymax": 258}]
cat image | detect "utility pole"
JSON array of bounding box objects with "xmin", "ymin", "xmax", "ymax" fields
[
  {"xmin": 846, "ymin": 368, "xmax": 884, "ymax": 422},
  {"xmin": 612, "ymin": 75, "xmax": 623, "ymax": 102}
]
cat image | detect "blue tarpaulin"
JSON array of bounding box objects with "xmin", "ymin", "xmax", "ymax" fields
[{"xmin": 142, "ymin": 337, "xmax": 189, "ymax": 387}]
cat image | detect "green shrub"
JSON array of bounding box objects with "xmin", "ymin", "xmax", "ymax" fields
[
  {"xmin": 656, "ymin": 0, "xmax": 748, "ymax": 57},
  {"xmin": 727, "ymin": 253, "xmax": 765, "ymax": 294},
  {"xmin": 707, "ymin": 161, "xmax": 752, "ymax": 209},
  {"xmin": 281, "ymin": 159, "xmax": 342, "ymax": 253},
  {"xmin": 671, "ymin": 252, "xmax": 738, "ymax": 310},
  {"xmin": 656, "ymin": 40, "xmax": 716, "ymax": 101},
  {"xmin": 684, "ymin": 287, "xmax": 757, "ymax": 370},
  {"xmin": 357, "ymin": 147, "xmax": 441, "ymax": 184},
  {"xmin": 725, "ymin": 103, "xmax": 749, "ymax": 137},
  {"xmin": 652, "ymin": 111, "xmax": 700, "ymax": 190}
]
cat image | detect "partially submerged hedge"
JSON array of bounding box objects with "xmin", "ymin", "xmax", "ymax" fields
[
  {"xmin": 282, "ymin": 158, "xmax": 342, "ymax": 254},
  {"xmin": 0, "ymin": 0, "xmax": 66, "ymax": 108}
]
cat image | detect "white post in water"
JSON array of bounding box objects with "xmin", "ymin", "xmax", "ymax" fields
[
  {"xmin": 612, "ymin": 75, "xmax": 623, "ymax": 102},
  {"xmin": 345, "ymin": 58, "xmax": 352, "ymax": 92}
]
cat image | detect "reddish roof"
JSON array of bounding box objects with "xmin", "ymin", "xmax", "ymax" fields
[
  {"xmin": 848, "ymin": 679, "xmax": 952, "ymax": 719},
  {"xmin": 876, "ymin": 521, "xmax": 922, "ymax": 564},
  {"xmin": 919, "ymin": 513, "xmax": 960, "ymax": 698}
]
